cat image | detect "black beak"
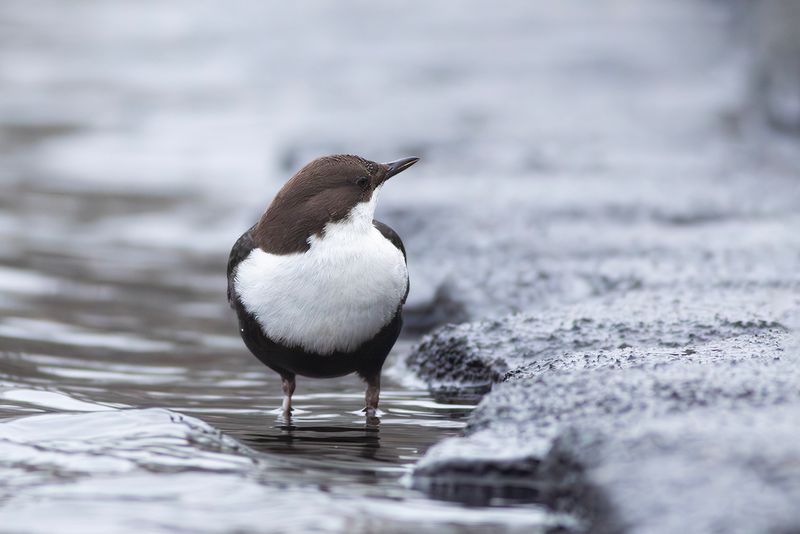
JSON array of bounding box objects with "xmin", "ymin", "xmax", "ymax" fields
[{"xmin": 382, "ymin": 157, "xmax": 420, "ymax": 180}]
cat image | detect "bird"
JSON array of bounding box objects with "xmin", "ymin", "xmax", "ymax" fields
[{"xmin": 227, "ymin": 154, "xmax": 418, "ymax": 417}]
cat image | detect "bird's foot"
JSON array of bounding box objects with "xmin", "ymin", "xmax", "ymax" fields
[
  {"xmin": 280, "ymin": 375, "xmax": 296, "ymax": 418},
  {"xmin": 363, "ymin": 374, "xmax": 381, "ymax": 419},
  {"xmin": 281, "ymin": 397, "xmax": 293, "ymax": 417},
  {"xmin": 361, "ymin": 406, "xmax": 384, "ymax": 418}
]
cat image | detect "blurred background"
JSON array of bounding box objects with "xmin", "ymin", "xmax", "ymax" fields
[{"xmin": 0, "ymin": 1, "xmax": 798, "ymax": 533}]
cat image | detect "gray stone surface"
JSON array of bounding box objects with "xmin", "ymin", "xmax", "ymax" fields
[
  {"xmin": 396, "ymin": 3, "xmax": 800, "ymax": 527},
  {"xmin": 410, "ymin": 287, "xmax": 800, "ymax": 532},
  {"xmin": 546, "ymin": 405, "xmax": 800, "ymax": 534},
  {"xmin": 408, "ymin": 288, "xmax": 796, "ymax": 396}
]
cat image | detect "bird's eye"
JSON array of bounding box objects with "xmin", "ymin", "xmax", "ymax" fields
[{"xmin": 356, "ymin": 176, "xmax": 370, "ymax": 189}]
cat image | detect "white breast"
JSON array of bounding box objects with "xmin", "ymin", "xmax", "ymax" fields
[{"xmin": 234, "ymin": 198, "xmax": 408, "ymax": 356}]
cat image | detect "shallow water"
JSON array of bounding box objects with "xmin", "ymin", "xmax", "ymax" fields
[
  {"xmin": 0, "ymin": 184, "xmax": 525, "ymax": 532},
  {"xmin": 0, "ymin": 180, "xmax": 560, "ymax": 532}
]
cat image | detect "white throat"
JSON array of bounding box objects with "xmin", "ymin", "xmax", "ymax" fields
[{"xmin": 234, "ymin": 188, "xmax": 408, "ymax": 356}]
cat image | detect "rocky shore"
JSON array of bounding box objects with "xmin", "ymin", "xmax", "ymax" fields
[
  {"xmin": 403, "ymin": 121, "xmax": 800, "ymax": 533},
  {"xmin": 402, "ymin": 124, "xmax": 800, "ymax": 533},
  {"xmin": 408, "ymin": 284, "xmax": 799, "ymax": 532},
  {"xmin": 398, "ymin": 4, "xmax": 800, "ymax": 530},
  {"xmin": 401, "ymin": 6, "xmax": 800, "ymax": 528}
]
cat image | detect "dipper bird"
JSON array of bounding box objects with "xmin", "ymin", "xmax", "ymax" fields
[{"xmin": 227, "ymin": 154, "xmax": 418, "ymax": 417}]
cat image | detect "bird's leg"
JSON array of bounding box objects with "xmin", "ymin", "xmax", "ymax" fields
[
  {"xmin": 364, "ymin": 373, "xmax": 381, "ymax": 417},
  {"xmin": 281, "ymin": 374, "xmax": 296, "ymax": 416}
]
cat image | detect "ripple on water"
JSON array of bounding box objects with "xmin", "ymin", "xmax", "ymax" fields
[
  {"xmin": 0, "ymin": 388, "xmax": 122, "ymax": 412},
  {"xmin": 0, "ymin": 405, "xmax": 563, "ymax": 533},
  {"xmin": 0, "ymin": 318, "xmax": 175, "ymax": 353}
]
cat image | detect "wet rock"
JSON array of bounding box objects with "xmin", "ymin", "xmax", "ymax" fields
[
  {"xmin": 402, "ymin": 280, "xmax": 471, "ymax": 337},
  {"xmin": 407, "ymin": 288, "xmax": 793, "ymax": 395},
  {"xmin": 410, "ymin": 287, "xmax": 800, "ymax": 532},
  {"xmin": 542, "ymin": 405, "xmax": 800, "ymax": 534}
]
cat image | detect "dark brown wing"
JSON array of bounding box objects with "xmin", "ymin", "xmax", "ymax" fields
[
  {"xmin": 373, "ymin": 219, "xmax": 409, "ymax": 303},
  {"xmin": 227, "ymin": 226, "xmax": 256, "ymax": 308}
]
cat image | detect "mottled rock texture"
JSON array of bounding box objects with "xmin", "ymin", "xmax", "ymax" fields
[
  {"xmin": 408, "ymin": 289, "xmax": 795, "ymax": 395},
  {"xmin": 401, "ymin": 8, "xmax": 800, "ymax": 522},
  {"xmin": 410, "ymin": 287, "xmax": 800, "ymax": 533}
]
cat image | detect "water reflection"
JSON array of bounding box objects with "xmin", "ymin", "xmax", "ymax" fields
[{"xmin": 196, "ymin": 381, "xmax": 476, "ymax": 488}]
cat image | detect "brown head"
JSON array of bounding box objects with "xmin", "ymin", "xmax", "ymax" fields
[{"xmin": 252, "ymin": 154, "xmax": 419, "ymax": 254}]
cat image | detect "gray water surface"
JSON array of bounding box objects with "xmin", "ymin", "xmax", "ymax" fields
[{"xmin": 0, "ymin": 181, "xmax": 562, "ymax": 533}]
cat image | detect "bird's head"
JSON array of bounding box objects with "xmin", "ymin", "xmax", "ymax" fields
[{"xmin": 253, "ymin": 154, "xmax": 419, "ymax": 254}]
